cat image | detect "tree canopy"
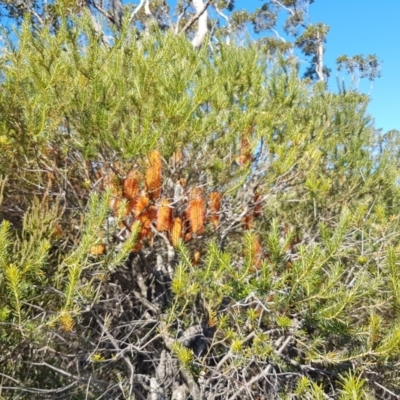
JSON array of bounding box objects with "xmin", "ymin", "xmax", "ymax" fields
[{"xmin": 0, "ymin": 2, "xmax": 399, "ymax": 399}]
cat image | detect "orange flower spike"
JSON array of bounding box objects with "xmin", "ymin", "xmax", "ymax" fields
[
  {"xmin": 170, "ymin": 217, "xmax": 183, "ymax": 246},
  {"xmin": 139, "ymin": 205, "xmax": 157, "ymax": 229},
  {"xmin": 187, "ymin": 187, "xmax": 205, "ymax": 234},
  {"xmin": 157, "ymin": 198, "xmax": 173, "ymax": 231},
  {"xmin": 123, "ymin": 170, "xmax": 140, "ymax": 200},
  {"xmin": 145, "ymin": 150, "xmax": 162, "ymax": 200},
  {"xmin": 134, "ymin": 196, "xmax": 150, "ymax": 218},
  {"xmin": 209, "ymin": 192, "xmax": 223, "ymax": 229},
  {"xmin": 126, "ymin": 198, "xmax": 138, "ymax": 216}
]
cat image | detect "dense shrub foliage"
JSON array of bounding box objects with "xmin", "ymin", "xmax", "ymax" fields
[{"xmin": 1, "ymin": 15, "xmax": 400, "ymax": 400}]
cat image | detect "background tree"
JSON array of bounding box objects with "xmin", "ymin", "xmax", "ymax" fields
[
  {"xmin": 0, "ymin": 4, "xmax": 398, "ymax": 400},
  {"xmin": 0, "ymin": 0, "xmax": 379, "ymax": 83}
]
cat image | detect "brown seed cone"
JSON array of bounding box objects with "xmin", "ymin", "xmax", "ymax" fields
[
  {"xmin": 157, "ymin": 198, "xmax": 173, "ymax": 231},
  {"xmin": 145, "ymin": 150, "xmax": 162, "ymax": 200}
]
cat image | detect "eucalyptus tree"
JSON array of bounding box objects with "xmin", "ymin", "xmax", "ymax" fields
[{"xmin": 0, "ymin": 0, "xmax": 380, "ymax": 84}]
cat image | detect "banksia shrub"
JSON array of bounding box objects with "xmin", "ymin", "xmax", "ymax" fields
[{"xmin": 1, "ymin": 21, "xmax": 398, "ymax": 400}]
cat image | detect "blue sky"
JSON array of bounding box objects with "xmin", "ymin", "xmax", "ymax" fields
[{"xmin": 234, "ymin": 0, "xmax": 400, "ymax": 133}]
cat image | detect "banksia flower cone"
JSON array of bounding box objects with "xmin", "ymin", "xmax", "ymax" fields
[
  {"xmin": 170, "ymin": 217, "xmax": 183, "ymax": 246},
  {"xmin": 157, "ymin": 198, "xmax": 173, "ymax": 231},
  {"xmin": 134, "ymin": 196, "xmax": 150, "ymax": 218},
  {"xmin": 134, "ymin": 196, "xmax": 156, "ymax": 230},
  {"xmin": 145, "ymin": 150, "xmax": 162, "ymax": 200},
  {"xmin": 209, "ymin": 192, "xmax": 222, "ymax": 229},
  {"xmin": 123, "ymin": 170, "xmax": 140, "ymax": 200},
  {"xmin": 187, "ymin": 187, "xmax": 205, "ymax": 234},
  {"xmin": 140, "ymin": 206, "xmax": 157, "ymax": 230}
]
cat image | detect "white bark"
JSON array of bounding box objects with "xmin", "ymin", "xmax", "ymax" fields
[
  {"xmin": 215, "ymin": 6, "xmax": 230, "ymax": 45},
  {"xmin": 316, "ymin": 31, "xmax": 324, "ymax": 82},
  {"xmin": 191, "ymin": 0, "xmax": 210, "ymax": 47}
]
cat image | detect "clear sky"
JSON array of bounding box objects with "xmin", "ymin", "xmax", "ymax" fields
[{"xmin": 234, "ymin": 0, "xmax": 400, "ymax": 133}]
